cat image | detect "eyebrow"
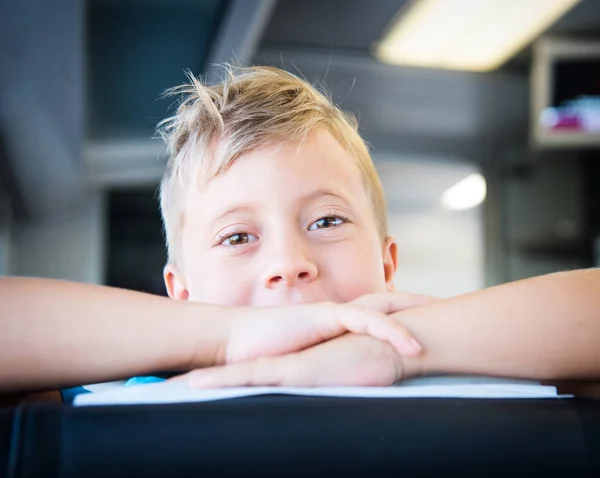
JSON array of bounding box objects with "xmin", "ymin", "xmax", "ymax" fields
[
  {"xmin": 209, "ymin": 204, "xmax": 256, "ymax": 230},
  {"xmin": 299, "ymin": 188, "xmax": 351, "ymax": 204},
  {"xmin": 208, "ymin": 188, "xmax": 352, "ymax": 229}
]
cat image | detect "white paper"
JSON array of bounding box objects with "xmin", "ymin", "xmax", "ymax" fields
[{"xmin": 74, "ymin": 375, "xmax": 568, "ymax": 406}]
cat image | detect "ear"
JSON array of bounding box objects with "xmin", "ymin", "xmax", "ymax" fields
[
  {"xmin": 164, "ymin": 263, "xmax": 189, "ymax": 300},
  {"xmin": 382, "ymin": 236, "xmax": 398, "ymax": 291}
]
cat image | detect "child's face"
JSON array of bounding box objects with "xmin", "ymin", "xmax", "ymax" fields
[{"xmin": 164, "ymin": 129, "xmax": 397, "ymax": 306}]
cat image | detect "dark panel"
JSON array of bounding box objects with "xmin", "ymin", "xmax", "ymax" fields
[
  {"xmin": 261, "ymin": 0, "xmax": 408, "ymax": 53},
  {"xmin": 584, "ymin": 151, "xmax": 600, "ymax": 242},
  {"xmin": 107, "ymin": 188, "xmax": 167, "ymax": 296},
  {"xmin": 87, "ymin": 0, "xmax": 227, "ymax": 139},
  {"xmin": 2, "ymin": 398, "xmax": 599, "ymax": 477}
]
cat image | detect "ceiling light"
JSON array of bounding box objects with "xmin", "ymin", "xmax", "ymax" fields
[
  {"xmin": 441, "ymin": 173, "xmax": 486, "ymax": 210},
  {"xmin": 376, "ymin": 0, "xmax": 581, "ymax": 72}
]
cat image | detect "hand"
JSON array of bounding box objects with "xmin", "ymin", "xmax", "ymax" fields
[
  {"xmin": 349, "ymin": 291, "xmax": 437, "ymax": 312},
  {"xmin": 176, "ymin": 334, "xmax": 412, "ymax": 388},
  {"xmin": 221, "ymin": 291, "xmax": 434, "ymax": 365}
]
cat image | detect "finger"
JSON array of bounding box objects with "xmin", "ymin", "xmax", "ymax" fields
[
  {"xmin": 335, "ymin": 308, "xmax": 422, "ymax": 356},
  {"xmin": 351, "ymin": 292, "xmax": 438, "ymax": 315},
  {"xmin": 182, "ymin": 356, "xmax": 295, "ymax": 389}
]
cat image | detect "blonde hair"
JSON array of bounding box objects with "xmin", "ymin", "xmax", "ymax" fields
[{"xmin": 157, "ymin": 65, "xmax": 387, "ymax": 265}]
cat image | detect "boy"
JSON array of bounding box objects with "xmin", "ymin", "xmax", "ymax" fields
[
  {"xmin": 154, "ymin": 66, "xmax": 600, "ymax": 392},
  {"xmin": 1, "ymin": 65, "xmax": 599, "ymax": 402}
]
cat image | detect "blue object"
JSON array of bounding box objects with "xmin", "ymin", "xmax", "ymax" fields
[
  {"xmin": 124, "ymin": 376, "xmax": 166, "ymax": 387},
  {"xmin": 60, "ymin": 376, "xmax": 166, "ymax": 404},
  {"xmin": 60, "ymin": 386, "xmax": 92, "ymax": 405}
]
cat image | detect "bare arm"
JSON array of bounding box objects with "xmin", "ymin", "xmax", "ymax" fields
[
  {"xmin": 174, "ymin": 269, "xmax": 600, "ymax": 391},
  {"xmin": 0, "ymin": 277, "xmax": 228, "ymax": 393},
  {"xmin": 0, "ymin": 277, "xmax": 420, "ymax": 394},
  {"xmin": 398, "ymin": 268, "xmax": 600, "ymax": 381},
  {"xmin": 177, "ymin": 270, "xmax": 600, "ymax": 396}
]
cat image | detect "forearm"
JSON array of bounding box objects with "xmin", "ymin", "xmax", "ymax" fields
[
  {"xmin": 0, "ymin": 277, "xmax": 229, "ymax": 393},
  {"xmin": 397, "ymin": 269, "xmax": 600, "ymax": 381}
]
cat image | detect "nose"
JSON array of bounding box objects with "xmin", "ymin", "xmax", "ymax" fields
[{"xmin": 261, "ymin": 241, "xmax": 318, "ymax": 289}]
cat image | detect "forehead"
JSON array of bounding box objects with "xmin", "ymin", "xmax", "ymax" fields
[{"xmin": 185, "ymin": 130, "xmax": 368, "ymax": 214}]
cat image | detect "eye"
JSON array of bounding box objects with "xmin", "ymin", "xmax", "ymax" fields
[
  {"xmin": 220, "ymin": 232, "xmax": 258, "ymax": 247},
  {"xmin": 308, "ymin": 215, "xmax": 346, "ymax": 231}
]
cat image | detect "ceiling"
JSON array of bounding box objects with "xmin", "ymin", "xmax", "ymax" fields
[
  {"xmin": 3, "ymin": 0, "xmax": 600, "ymax": 220},
  {"xmin": 83, "ymin": 0, "xmax": 600, "ymax": 196},
  {"xmin": 262, "ymin": 0, "xmax": 409, "ymax": 54},
  {"xmin": 87, "ymin": 0, "xmax": 226, "ymax": 140},
  {"xmin": 260, "ymin": 0, "xmax": 600, "ymax": 72}
]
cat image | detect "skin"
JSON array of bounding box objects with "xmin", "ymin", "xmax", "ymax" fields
[
  {"xmin": 165, "ymin": 129, "xmax": 398, "ymax": 306},
  {"xmin": 161, "ymin": 129, "xmax": 600, "ymax": 395},
  {"xmin": 179, "ymin": 269, "xmax": 600, "ymax": 394},
  {"xmin": 3, "ymin": 128, "xmax": 599, "ymax": 401},
  {"xmin": 0, "ymin": 129, "xmax": 429, "ymax": 404},
  {"xmin": 0, "ymin": 279, "xmax": 426, "ymax": 397},
  {"xmin": 0, "ymin": 129, "xmax": 429, "ymax": 402}
]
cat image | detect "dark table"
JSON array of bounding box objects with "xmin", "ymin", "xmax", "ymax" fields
[{"xmin": 2, "ymin": 396, "xmax": 600, "ymax": 477}]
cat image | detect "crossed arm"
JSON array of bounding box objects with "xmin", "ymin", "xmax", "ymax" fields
[
  {"xmin": 178, "ymin": 269, "xmax": 600, "ymax": 389},
  {"xmin": 2, "ymin": 269, "xmax": 599, "ymax": 400},
  {"xmin": 0, "ymin": 277, "xmax": 423, "ymax": 395},
  {"xmin": 399, "ymin": 268, "xmax": 600, "ymax": 381}
]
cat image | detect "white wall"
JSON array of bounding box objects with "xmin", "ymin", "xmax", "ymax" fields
[
  {"xmin": 8, "ymin": 191, "xmax": 106, "ymax": 284},
  {"xmin": 375, "ymin": 156, "xmax": 485, "ymax": 298},
  {"xmin": 389, "ymin": 211, "xmax": 484, "ymax": 298}
]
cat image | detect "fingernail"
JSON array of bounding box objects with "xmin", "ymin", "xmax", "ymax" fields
[{"xmin": 406, "ymin": 337, "xmax": 422, "ymax": 355}]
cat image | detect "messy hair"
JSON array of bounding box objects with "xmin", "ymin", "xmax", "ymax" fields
[{"xmin": 157, "ymin": 65, "xmax": 387, "ymax": 265}]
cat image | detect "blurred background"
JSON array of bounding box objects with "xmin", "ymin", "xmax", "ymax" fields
[{"xmin": 1, "ymin": 0, "xmax": 599, "ymax": 298}]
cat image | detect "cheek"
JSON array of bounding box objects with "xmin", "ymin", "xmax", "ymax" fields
[
  {"xmin": 183, "ymin": 253, "xmax": 255, "ymax": 306},
  {"xmin": 320, "ymin": 240, "xmax": 388, "ymax": 300}
]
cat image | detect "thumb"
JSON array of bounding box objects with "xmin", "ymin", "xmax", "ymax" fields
[{"xmin": 179, "ymin": 355, "xmax": 301, "ymax": 389}]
